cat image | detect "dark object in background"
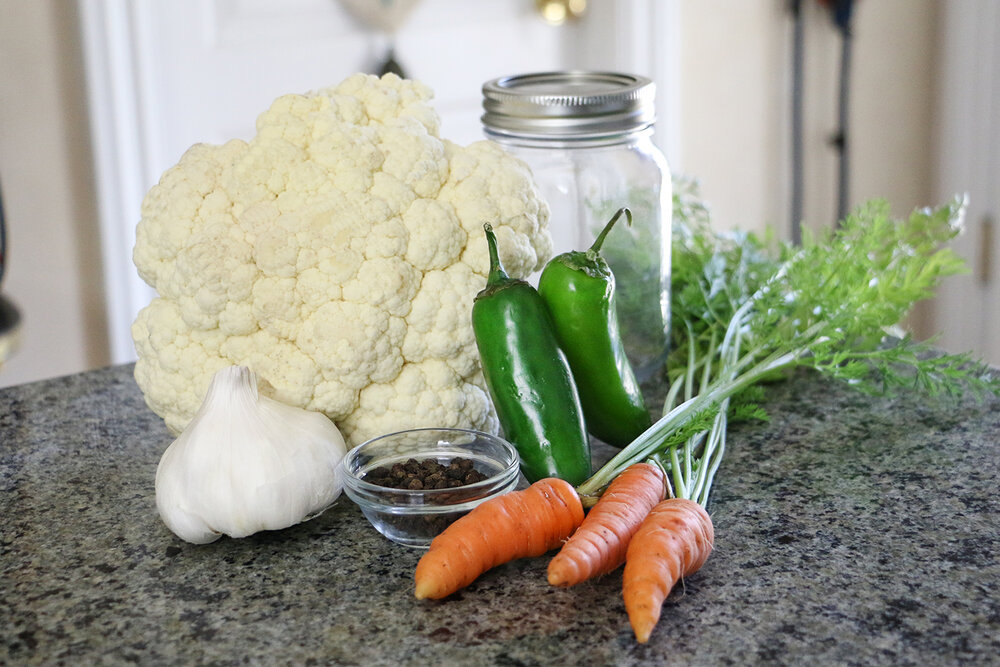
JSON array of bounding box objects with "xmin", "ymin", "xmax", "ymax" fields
[
  {"xmin": 789, "ymin": 0, "xmax": 805, "ymax": 244},
  {"xmin": 0, "ymin": 179, "xmax": 23, "ymax": 367},
  {"xmin": 823, "ymin": 0, "xmax": 857, "ymax": 225},
  {"xmin": 377, "ymin": 47, "xmax": 406, "ymax": 78},
  {"xmin": 0, "ymin": 179, "xmax": 6, "ymax": 286},
  {"xmin": 788, "ymin": 0, "xmax": 857, "ymax": 240}
]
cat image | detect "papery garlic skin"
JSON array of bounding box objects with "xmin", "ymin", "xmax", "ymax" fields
[{"xmin": 155, "ymin": 365, "xmax": 348, "ymax": 544}]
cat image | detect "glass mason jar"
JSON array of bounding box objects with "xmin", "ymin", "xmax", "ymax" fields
[{"xmin": 481, "ymin": 71, "xmax": 672, "ymax": 384}]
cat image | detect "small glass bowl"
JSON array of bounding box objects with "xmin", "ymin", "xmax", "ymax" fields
[{"xmin": 341, "ymin": 428, "xmax": 520, "ymax": 548}]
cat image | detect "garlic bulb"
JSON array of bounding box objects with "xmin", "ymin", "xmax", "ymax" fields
[{"xmin": 155, "ymin": 365, "xmax": 348, "ymax": 544}]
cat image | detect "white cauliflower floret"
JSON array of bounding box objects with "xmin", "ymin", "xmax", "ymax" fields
[
  {"xmin": 343, "ymin": 360, "xmax": 497, "ymax": 443},
  {"xmin": 132, "ymin": 73, "xmax": 551, "ymax": 445},
  {"xmin": 402, "ymin": 263, "xmax": 481, "ymax": 377}
]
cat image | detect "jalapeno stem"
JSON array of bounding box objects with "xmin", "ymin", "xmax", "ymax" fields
[
  {"xmin": 483, "ymin": 223, "xmax": 510, "ymax": 287},
  {"xmin": 588, "ymin": 207, "xmax": 632, "ymax": 255}
]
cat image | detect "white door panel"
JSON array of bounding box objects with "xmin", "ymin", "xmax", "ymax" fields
[
  {"xmin": 124, "ymin": 0, "xmax": 574, "ymax": 165},
  {"xmin": 932, "ymin": 0, "xmax": 1000, "ymax": 365},
  {"xmin": 79, "ymin": 0, "xmax": 678, "ymax": 362}
]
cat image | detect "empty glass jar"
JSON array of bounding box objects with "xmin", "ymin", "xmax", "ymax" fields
[{"xmin": 482, "ymin": 71, "xmax": 672, "ymax": 382}]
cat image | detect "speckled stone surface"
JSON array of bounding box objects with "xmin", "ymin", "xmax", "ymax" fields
[{"xmin": 2, "ymin": 364, "xmax": 999, "ymax": 665}]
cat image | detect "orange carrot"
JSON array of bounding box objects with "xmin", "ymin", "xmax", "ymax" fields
[
  {"xmin": 622, "ymin": 498, "xmax": 714, "ymax": 643},
  {"xmin": 547, "ymin": 463, "xmax": 666, "ymax": 587},
  {"xmin": 414, "ymin": 478, "xmax": 584, "ymax": 600}
]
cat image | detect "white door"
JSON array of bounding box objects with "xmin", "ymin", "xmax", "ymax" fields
[
  {"xmin": 79, "ymin": 0, "xmax": 679, "ymax": 363},
  {"xmin": 932, "ymin": 0, "xmax": 1000, "ymax": 365}
]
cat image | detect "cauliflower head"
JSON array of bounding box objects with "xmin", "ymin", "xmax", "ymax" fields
[{"xmin": 132, "ymin": 73, "xmax": 551, "ymax": 445}]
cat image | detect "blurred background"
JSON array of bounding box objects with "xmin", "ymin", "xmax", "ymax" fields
[{"xmin": 0, "ymin": 0, "xmax": 997, "ymax": 388}]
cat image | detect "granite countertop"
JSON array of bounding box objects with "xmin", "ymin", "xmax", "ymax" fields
[{"xmin": 2, "ymin": 364, "xmax": 998, "ymax": 665}]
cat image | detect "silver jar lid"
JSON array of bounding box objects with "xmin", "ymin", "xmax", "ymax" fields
[{"xmin": 481, "ymin": 71, "xmax": 656, "ymax": 140}]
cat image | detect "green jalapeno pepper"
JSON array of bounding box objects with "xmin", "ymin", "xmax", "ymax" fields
[
  {"xmin": 472, "ymin": 224, "xmax": 592, "ymax": 485},
  {"xmin": 537, "ymin": 207, "xmax": 652, "ymax": 448}
]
